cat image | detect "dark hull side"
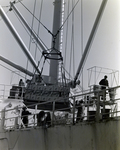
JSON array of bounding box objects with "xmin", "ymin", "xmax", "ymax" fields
[{"xmin": 0, "ymin": 119, "xmax": 120, "ymax": 150}]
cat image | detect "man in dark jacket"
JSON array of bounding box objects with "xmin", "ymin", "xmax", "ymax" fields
[
  {"xmin": 21, "ymin": 107, "xmax": 31, "ymax": 127},
  {"xmin": 99, "ymin": 75, "xmax": 109, "ymax": 90},
  {"xmin": 99, "ymin": 75, "xmax": 109, "ymax": 100}
]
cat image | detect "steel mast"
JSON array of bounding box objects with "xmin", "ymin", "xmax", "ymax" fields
[{"xmin": 49, "ymin": 0, "xmax": 64, "ymax": 83}]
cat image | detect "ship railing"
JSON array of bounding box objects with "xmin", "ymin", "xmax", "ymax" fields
[
  {"xmin": 0, "ymin": 85, "xmax": 120, "ymax": 130},
  {"xmin": 0, "ymin": 84, "xmax": 12, "ymax": 99},
  {"xmin": 0, "ymin": 84, "xmax": 25, "ymax": 99}
]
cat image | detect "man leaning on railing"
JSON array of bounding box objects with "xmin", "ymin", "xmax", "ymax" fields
[{"xmin": 21, "ymin": 107, "xmax": 31, "ymax": 127}]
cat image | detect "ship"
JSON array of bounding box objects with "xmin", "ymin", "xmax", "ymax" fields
[{"xmin": 0, "ymin": 0, "xmax": 119, "ymax": 149}]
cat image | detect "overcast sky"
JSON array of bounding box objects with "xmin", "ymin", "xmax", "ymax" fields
[{"xmin": 0, "ymin": 0, "xmax": 119, "ymax": 90}]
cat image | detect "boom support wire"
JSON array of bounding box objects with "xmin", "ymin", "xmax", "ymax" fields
[
  {"xmin": 74, "ymin": 0, "xmax": 108, "ymax": 86},
  {"xmin": 18, "ymin": 0, "xmax": 54, "ymax": 37},
  {"xmin": 26, "ymin": 0, "xmax": 37, "ymax": 78},
  {"xmin": 0, "ymin": 6, "xmax": 41, "ymax": 75}
]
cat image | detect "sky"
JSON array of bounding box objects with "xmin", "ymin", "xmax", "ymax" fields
[{"xmin": 0, "ymin": 0, "xmax": 119, "ymax": 91}]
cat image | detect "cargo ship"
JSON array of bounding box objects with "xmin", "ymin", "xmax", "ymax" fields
[{"xmin": 0, "ymin": 0, "xmax": 119, "ymax": 149}]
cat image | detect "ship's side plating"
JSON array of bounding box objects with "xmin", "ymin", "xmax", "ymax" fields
[{"xmin": 0, "ymin": 119, "xmax": 120, "ymax": 150}]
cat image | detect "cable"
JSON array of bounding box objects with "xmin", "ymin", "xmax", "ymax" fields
[
  {"xmin": 26, "ymin": 0, "xmax": 37, "ymax": 75},
  {"xmin": 12, "ymin": 7, "xmax": 49, "ymax": 70},
  {"xmin": 63, "ymin": 0, "xmax": 70, "ymax": 70},
  {"xmin": 12, "ymin": 9, "xmax": 34, "ymax": 42},
  {"xmin": 0, "ymin": 63, "xmax": 25, "ymax": 79},
  {"xmin": 72, "ymin": 0, "xmax": 75, "ymax": 78},
  {"xmin": 58, "ymin": 0, "xmax": 80, "ymax": 36},
  {"xmin": 34, "ymin": 0, "xmax": 43, "ymax": 70},
  {"xmin": 80, "ymin": 0, "xmax": 84, "ymax": 92},
  {"xmin": 11, "ymin": 1, "xmax": 50, "ymax": 77},
  {"xmin": 68, "ymin": 0, "xmax": 76, "ymax": 80},
  {"xmin": 18, "ymin": 0, "xmax": 53, "ymax": 36},
  {"xmin": 25, "ymin": 0, "xmax": 36, "ymax": 79}
]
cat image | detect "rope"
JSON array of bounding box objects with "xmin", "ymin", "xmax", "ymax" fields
[
  {"xmin": 40, "ymin": 58, "xmax": 46, "ymax": 77},
  {"xmin": 15, "ymin": 0, "xmax": 52, "ymax": 72},
  {"xmin": 13, "ymin": 9, "xmax": 48, "ymax": 51},
  {"xmin": 63, "ymin": 0, "xmax": 80, "ymax": 81},
  {"xmin": 12, "ymin": 6, "xmax": 48, "ymax": 51},
  {"xmin": 12, "ymin": 7, "xmax": 48, "ymax": 51},
  {"xmin": 69, "ymin": 37, "xmax": 72, "ymax": 80},
  {"xmin": 12, "ymin": 7, "xmax": 50, "ymax": 74},
  {"xmin": 72, "ymin": 0, "xmax": 75, "ymax": 78},
  {"xmin": 0, "ymin": 64, "xmax": 25, "ymax": 79},
  {"xmin": 69, "ymin": 0, "xmax": 75, "ymax": 80},
  {"xmin": 12, "ymin": 10, "xmax": 33, "ymax": 41},
  {"xmin": 33, "ymin": 0, "xmax": 43, "ymax": 71},
  {"xmin": 63, "ymin": 0, "xmax": 70, "ymax": 70},
  {"xmin": 30, "ymin": 0, "xmax": 37, "ymax": 65},
  {"xmin": 19, "ymin": 0, "xmax": 53, "ymax": 36},
  {"xmin": 63, "ymin": 65, "xmax": 73, "ymax": 80},
  {"xmin": 80, "ymin": 0, "xmax": 84, "ymax": 91},
  {"xmin": 25, "ymin": 0, "xmax": 37, "ymax": 80},
  {"xmin": 58, "ymin": 0, "xmax": 80, "ymax": 36},
  {"xmin": 11, "ymin": 0, "xmax": 51, "ymax": 78}
]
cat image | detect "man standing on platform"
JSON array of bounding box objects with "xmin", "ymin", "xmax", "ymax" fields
[{"xmin": 99, "ymin": 75, "xmax": 109, "ymax": 100}]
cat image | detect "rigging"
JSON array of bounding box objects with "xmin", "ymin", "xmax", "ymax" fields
[
  {"xmin": 26, "ymin": 0, "xmax": 37, "ymax": 76},
  {"xmin": 58, "ymin": 0, "xmax": 80, "ymax": 35},
  {"xmin": 0, "ymin": 63, "xmax": 25, "ymax": 79},
  {"xmin": 18, "ymin": 0, "xmax": 53, "ymax": 36}
]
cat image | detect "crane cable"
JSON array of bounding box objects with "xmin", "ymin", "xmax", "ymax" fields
[
  {"xmin": 11, "ymin": 3, "xmax": 48, "ymax": 54},
  {"xmin": 12, "ymin": 10, "xmax": 35, "ymax": 44},
  {"xmin": 0, "ymin": 63, "xmax": 25, "ymax": 79},
  {"xmin": 63, "ymin": 0, "xmax": 70, "ymax": 69},
  {"xmin": 34, "ymin": 0, "xmax": 43, "ymax": 61},
  {"xmin": 15, "ymin": 0, "xmax": 52, "ymax": 64},
  {"xmin": 72, "ymin": 0, "xmax": 75, "ymax": 78},
  {"xmin": 25, "ymin": 0, "xmax": 46, "ymax": 81},
  {"xmin": 69, "ymin": 0, "xmax": 75, "ymax": 80},
  {"xmin": 18, "ymin": 0, "xmax": 53, "ymax": 36},
  {"xmin": 79, "ymin": 0, "xmax": 84, "ymax": 91},
  {"xmin": 63, "ymin": 0, "xmax": 79, "ymax": 81},
  {"xmin": 12, "ymin": 1, "xmax": 50, "ymax": 73},
  {"xmin": 58, "ymin": 0, "xmax": 80, "ymax": 37},
  {"xmin": 15, "ymin": 0, "xmax": 79, "ymax": 81},
  {"xmin": 31, "ymin": 0, "xmax": 47, "ymax": 77},
  {"xmin": 63, "ymin": 0, "xmax": 74, "ymax": 81},
  {"xmin": 25, "ymin": 0, "xmax": 37, "ymax": 80}
]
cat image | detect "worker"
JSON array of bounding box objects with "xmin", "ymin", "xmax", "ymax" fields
[
  {"xmin": 21, "ymin": 107, "xmax": 31, "ymax": 127},
  {"xmin": 37, "ymin": 111, "xmax": 45, "ymax": 126},
  {"xmin": 71, "ymin": 100, "xmax": 84, "ymax": 123},
  {"xmin": 18, "ymin": 79, "xmax": 25, "ymax": 97},
  {"xmin": 99, "ymin": 75, "xmax": 109, "ymax": 90},
  {"xmin": 45, "ymin": 112, "xmax": 51, "ymax": 127},
  {"xmin": 76, "ymin": 100, "xmax": 84, "ymax": 123},
  {"xmin": 19, "ymin": 79, "xmax": 25, "ymax": 87},
  {"xmin": 99, "ymin": 75, "xmax": 109, "ymax": 100}
]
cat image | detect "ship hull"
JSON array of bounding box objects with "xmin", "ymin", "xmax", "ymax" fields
[{"xmin": 0, "ymin": 119, "xmax": 120, "ymax": 150}]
